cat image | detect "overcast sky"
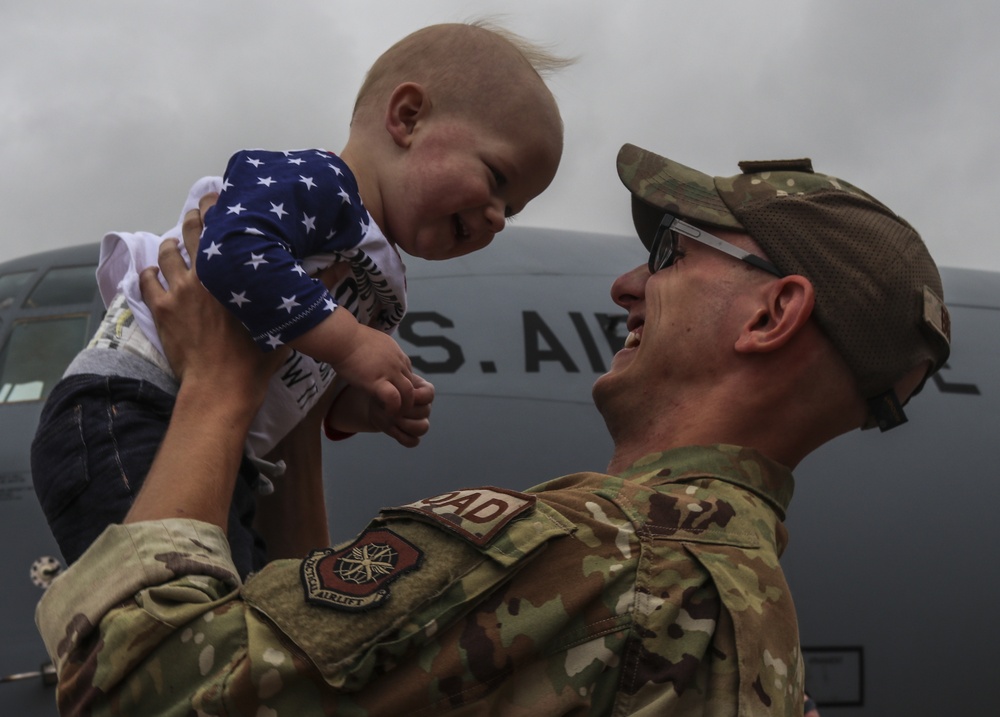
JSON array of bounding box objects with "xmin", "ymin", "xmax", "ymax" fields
[{"xmin": 2, "ymin": 0, "xmax": 998, "ymax": 273}]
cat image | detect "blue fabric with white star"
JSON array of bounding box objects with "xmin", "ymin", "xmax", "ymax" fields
[{"xmin": 196, "ymin": 149, "xmax": 369, "ymax": 350}]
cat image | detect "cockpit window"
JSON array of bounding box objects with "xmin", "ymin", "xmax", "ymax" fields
[
  {"xmin": 0, "ymin": 271, "xmax": 35, "ymax": 310},
  {"xmin": 0, "ymin": 315, "xmax": 90, "ymax": 403},
  {"xmin": 25, "ymin": 266, "xmax": 98, "ymax": 308}
]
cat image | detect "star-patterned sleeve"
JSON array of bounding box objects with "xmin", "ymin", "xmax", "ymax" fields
[{"xmin": 196, "ymin": 149, "xmax": 371, "ymax": 351}]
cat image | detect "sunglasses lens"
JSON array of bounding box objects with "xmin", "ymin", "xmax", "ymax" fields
[
  {"xmin": 649, "ymin": 216, "xmax": 677, "ymax": 273},
  {"xmin": 652, "ymin": 234, "xmax": 672, "ymax": 272}
]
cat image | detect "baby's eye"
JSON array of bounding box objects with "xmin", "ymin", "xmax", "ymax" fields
[{"xmin": 488, "ymin": 165, "xmax": 507, "ymax": 187}]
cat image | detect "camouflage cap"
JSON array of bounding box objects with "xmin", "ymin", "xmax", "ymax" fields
[{"xmin": 616, "ymin": 143, "xmax": 951, "ymax": 431}]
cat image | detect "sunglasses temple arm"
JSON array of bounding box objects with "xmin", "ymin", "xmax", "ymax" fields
[{"xmin": 742, "ymin": 254, "xmax": 785, "ymax": 277}]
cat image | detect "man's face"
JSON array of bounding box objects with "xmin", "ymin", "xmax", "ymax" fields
[
  {"xmin": 592, "ymin": 226, "xmax": 768, "ymax": 420},
  {"xmin": 380, "ymin": 99, "xmax": 562, "ymax": 262}
]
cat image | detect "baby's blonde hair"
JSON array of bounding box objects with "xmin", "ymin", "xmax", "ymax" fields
[{"xmin": 352, "ymin": 21, "xmax": 572, "ymax": 124}]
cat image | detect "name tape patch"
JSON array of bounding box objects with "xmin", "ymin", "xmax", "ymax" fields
[
  {"xmin": 301, "ymin": 528, "xmax": 422, "ymax": 612},
  {"xmin": 395, "ymin": 487, "xmax": 535, "ymax": 547}
]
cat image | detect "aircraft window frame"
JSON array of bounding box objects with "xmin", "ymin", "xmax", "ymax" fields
[
  {"xmin": 23, "ymin": 265, "xmax": 99, "ymax": 308},
  {"xmin": 0, "ymin": 270, "xmax": 35, "ymax": 311},
  {"xmin": 0, "ymin": 313, "xmax": 91, "ymax": 404}
]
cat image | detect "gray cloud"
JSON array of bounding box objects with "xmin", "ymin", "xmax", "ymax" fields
[{"xmin": 1, "ymin": 0, "xmax": 996, "ymax": 272}]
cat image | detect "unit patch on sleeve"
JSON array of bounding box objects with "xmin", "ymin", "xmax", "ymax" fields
[
  {"xmin": 300, "ymin": 528, "xmax": 422, "ymax": 612},
  {"xmin": 393, "ymin": 487, "xmax": 536, "ymax": 547}
]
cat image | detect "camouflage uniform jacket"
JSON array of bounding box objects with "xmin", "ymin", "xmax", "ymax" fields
[{"xmin": 36, "ymin": 443, "xmax": 803, "ymax": 715}]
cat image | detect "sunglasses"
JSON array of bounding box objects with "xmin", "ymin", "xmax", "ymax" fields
[{"xmin": 649, "ymin": 213, "xmax": 785, "ymax": 277}]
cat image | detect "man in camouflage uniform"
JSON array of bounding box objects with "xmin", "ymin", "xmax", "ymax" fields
[{"xmin": 35, "ymin": 145, "xmax": 950, "ymax": 715}]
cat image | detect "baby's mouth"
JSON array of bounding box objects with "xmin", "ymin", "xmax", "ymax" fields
[{"xmin": 453, "ymin": 215, "xmax": 469, "ymax": 239}]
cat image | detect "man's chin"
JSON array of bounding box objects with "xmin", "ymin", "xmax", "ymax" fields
[
  {"xmin": 592, "ymin": 350, "xmax": 645, "ymax": 410},
  {"xmin": 591, "ymin": 369, "xmax": 618, "ymax": 412}
]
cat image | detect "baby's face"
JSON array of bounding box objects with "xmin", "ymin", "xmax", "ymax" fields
[{"xmin": 381, "ymin": 100, "xmax": 562, "ymax": 261}]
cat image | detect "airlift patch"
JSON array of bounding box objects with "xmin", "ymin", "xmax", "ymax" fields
[
  {"xmin": 301, "ymin": 528, "xmax": 422, "ymax": 612},
  {"xmin": 395, "ymin": 487, "xmax": 536, "ymax": 547}
]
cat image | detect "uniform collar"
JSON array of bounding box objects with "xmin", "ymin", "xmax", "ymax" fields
[{"xmin": 617, "ymin": 444, "xmax": 795, "ymax": 520}]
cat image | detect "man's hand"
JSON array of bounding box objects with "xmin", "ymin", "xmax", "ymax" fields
[
  {"xmin": 125, "ymin": 194, "xmax": 284, "ymax": 527},
  {"xmin": 139, "ymin": 194, "xmax": 285, "ymax": 403}
]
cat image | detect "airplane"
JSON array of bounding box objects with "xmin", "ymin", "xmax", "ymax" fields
[{"xmin": 0, "ymin": 225, "xmax": 996, "ymax": 716}]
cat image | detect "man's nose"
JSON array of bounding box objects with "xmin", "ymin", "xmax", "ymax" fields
[{"xmin": 610, "ymin": 264, "xmax": 649, "ymax": 307}]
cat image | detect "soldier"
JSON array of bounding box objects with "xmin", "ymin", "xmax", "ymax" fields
[{"xmin": 35, "ymin": 146, "xmax": 949, "ymax": 715}]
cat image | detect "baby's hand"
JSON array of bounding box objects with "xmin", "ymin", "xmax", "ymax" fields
[
  {"xmin": 369, "ymin": 374, "xmax": 435, "ymax": 447},
  {"xmin": 325, "ymin": 376, "xmax": 434, "ymax": 447},
  {"xmin": 328, "ymin": 324, "xmax": 415, "ymax": 418},
  {"xmin": 290, "ymin": 309, "xmax": 420, "ymax": 423}
]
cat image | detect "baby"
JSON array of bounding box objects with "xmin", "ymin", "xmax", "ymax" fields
[{"xmin": 31, "ymin": 22, "xmax": 567, "ymax": 576}]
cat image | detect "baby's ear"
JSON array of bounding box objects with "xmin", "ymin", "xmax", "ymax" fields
[{"xmin": 385, "ymin": 83, "xmax": 428, "ymax": 148}]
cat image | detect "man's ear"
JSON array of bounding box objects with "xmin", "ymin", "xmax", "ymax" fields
[
  {"xmin": 735, "ymin": 275, "xmax": 815, "ymax": 354},
  {"xmin": 385, "ymin": 82, "xmax": 428, "ymax": 148}
]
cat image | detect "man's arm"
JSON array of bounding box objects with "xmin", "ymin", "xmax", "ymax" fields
[
  {"xmin": 254, "ymin": 382, "xmax": 337, "ymax": 558},
  {"xmin": 126, "ymin": 197, "xmax": 284, "ymax": 529},
  {"xmin": 255, "ymin": 372, "xmax": 435, "ymax": 559}
]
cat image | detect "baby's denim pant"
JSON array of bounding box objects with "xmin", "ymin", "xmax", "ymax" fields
[{"xmin": 31, "ymin": 373, "xmax": 265, "ymax": 578}]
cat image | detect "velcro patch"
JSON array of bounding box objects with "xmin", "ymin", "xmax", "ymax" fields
[
  {"xmin": 738, "ymin": 158, "xmax": 814, "ymax": 174},
  {"xmin": 300, "ymin": 528, "xmax": 422, "ymax": 612},
  {"xmin": 394, "ymin": 487, "xmax": 535, "ymax": 547},
  {"xmin": 923, "ymin": 285, "xmax": 951, "ymax": 344}
]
